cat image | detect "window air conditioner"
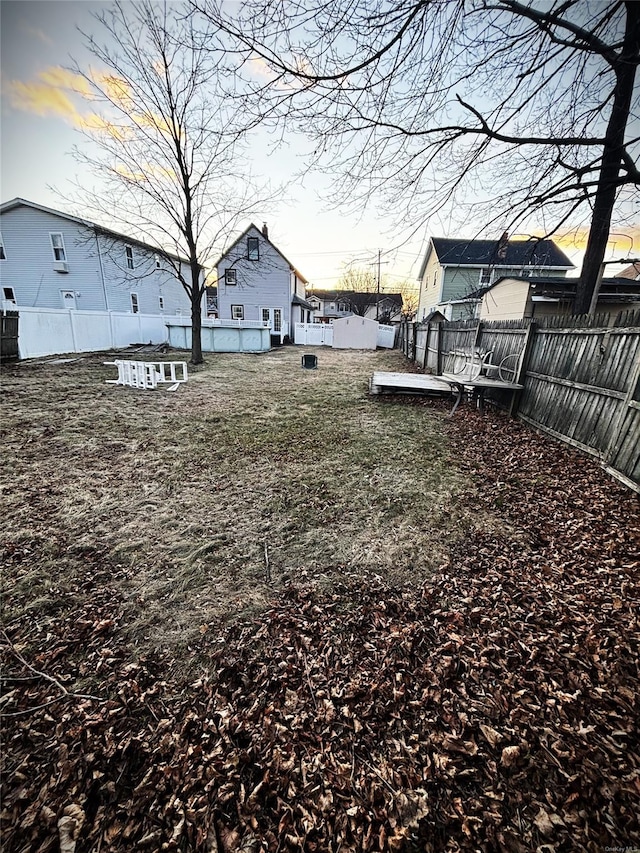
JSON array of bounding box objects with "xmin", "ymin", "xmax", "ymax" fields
[{"xmin": 53, "ymin": 261, "xmax": 69, "ymax": 273}]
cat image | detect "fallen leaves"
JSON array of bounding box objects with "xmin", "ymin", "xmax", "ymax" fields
[{"xmin": 2, "ymin": 404, "xmax": 639, "ymax": 851}]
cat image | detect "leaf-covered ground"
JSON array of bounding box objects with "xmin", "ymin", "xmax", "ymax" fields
[{"xmin": 2, "ymin": 366, "xmax": 639, "ymax": 852}]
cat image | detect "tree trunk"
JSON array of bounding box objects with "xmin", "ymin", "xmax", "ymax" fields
[
  {"xmin": 574, "ymin": 2, "xmax": 640, "ymax": 314},
  {"xmin": 190, "ymin": 262, "xmax": 204, "ymax": 365}
]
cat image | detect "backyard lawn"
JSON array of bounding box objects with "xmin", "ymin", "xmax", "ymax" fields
[{"xmin": 1, "ymin": 345, "xmax": 638, "ymax": 852}]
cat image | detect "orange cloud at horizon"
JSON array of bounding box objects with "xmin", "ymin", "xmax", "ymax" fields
[{"xmin": 531, "ymin": 226, "xmax": 640, "ymax": 260}]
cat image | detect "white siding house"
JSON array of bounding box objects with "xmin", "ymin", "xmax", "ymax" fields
[
  {"xmin": 306, "ymin": 289, "xmax": 403, "ymax": 323},
  {"xmin": 215, "ymin": 223, "xmax": 313, "ymax": 344},
  {"xmin": 0, "ymin": 198, "xmax": 201, "ymax": 318}
]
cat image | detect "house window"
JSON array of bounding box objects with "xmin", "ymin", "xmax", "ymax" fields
[
  {"xmin": 126, "ymin": 246, "xmax": 135, "ymax": 269},
  {"xmin": 479, "ymin": 268, "xmax": 492, "ymax": 286},
  {"xmin": 231, "ymin": 304, "xmax": 244, "ymax": 320},
  {"xmin": 50, "ymin": 233, "xmax": 66, "ymax": 261},
  {"xmin": 0, "ymin": 234, "xmax": 5, "ymax": 260},
  {"xmin": 338, "ymin": 302, "xmax": 348, "ymax": 311},
  {"xmin": 225, "ymin": 268, "xmax": 237, "ymax": 285},
  {"xmin": 247, "ymin": 237, "xmax": 259, "ymax": 261},
  {"xmin": 3, "ymin": 286, "xmax": 15, "ymax": 302},
  {"xmin": 273, "ymin": 308, "xmax": 282, "ymax": 332},
  {"xmin": 155, "ymin": 254, "xmax": 161, "ymax": 269},
  {"xmin": 261, "ymin": 308, "xmax": 270, "ymax": 326},
  {"xmin": 131, "ymin": 292, "xmax": 139, "ymax": 313},
  {"xmin": 158, "ymin": 296, "xmax": 164, "ymax": 310}
]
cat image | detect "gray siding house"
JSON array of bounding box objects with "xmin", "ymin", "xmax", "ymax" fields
[
  {"xmin": 0, "ymin": 198, "xmax": 200, "ymax": 317},
  {"xmin": 215, "ymin": 223, "xmax": 313, "ymax": 344},
  {"xmin": 306, "ymin": 289, "xmax": 403, "ymax": 323},
  {"xmin": 417, "ymin": 235, "xmax": 574, "ymax": 321}
]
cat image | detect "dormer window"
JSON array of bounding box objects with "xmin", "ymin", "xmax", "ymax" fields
[{"xmin": 247, "ymin": 237, "xmax": 259, "ymax": 261}]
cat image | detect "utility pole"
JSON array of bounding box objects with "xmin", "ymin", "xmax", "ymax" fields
[
  {"xmin": 376, "ymin": 249, "xmax": 381, "ymax": 320},
  {"xmin": 369, "ymin": 250, "xmax": 389, "ymax": 320}
]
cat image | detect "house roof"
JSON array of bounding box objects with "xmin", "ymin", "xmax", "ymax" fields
[
  {"xmin": 617, "ymin": 262, "xmax": 640, "ymax": 280},
  {"xmin": 422, "ymin": 309, "xmax": 447, "ymax": 323},
  {"xmin": 418, "ymin": 236, "xmax": 574, "ymax": 280},
  {"xmin": 215, "ymin": 223, "xmax": 308, "ymax": 284},
  {"xmin": 307, "ymin": 289, "xmax": 403, "ymax": 306},
  {"xmin": 0, "ymin": 197, "xmax": 195, "ymax": 268},
  {"xmin": 291, "ymin": 293, "xmax": 315, "ymax": 310}
]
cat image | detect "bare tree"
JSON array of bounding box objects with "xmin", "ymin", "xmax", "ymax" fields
[
  {"xmin": 69, "ymin": 0, "xmax": 275, "ymax": 363},
  {"xmin": 395, "ymin": 280, "xmax": 420, "ymax": 320},
  {"xmin": 196, "ymin": 0, "xmax": 640, "ymax": 315},
  {"xmin": 334, "ymin": 267, "xmax": 406, "ymax": 320},
  {"xmin": 336, "ymin": 267, "xmax": 382, "ymax": 316}
]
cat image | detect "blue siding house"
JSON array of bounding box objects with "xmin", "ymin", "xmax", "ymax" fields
[
  {"xmin": 215, "ymin": 223, "xmax": 313, "ymax": 343},
  {"xmin": 0, "ymin": 198, "xmax": 202, "ymax": 318}
]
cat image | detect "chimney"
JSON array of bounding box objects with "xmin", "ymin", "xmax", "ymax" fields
[
  {"xmin": 497, "ymin": 231, "xmax": 509, "ymax": 260},
  {"xmin": 262, "ymin": 222, "xmax": 269, "ymax": 239}
]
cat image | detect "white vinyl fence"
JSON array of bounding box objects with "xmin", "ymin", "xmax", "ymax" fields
[
  {"xmin": 294, "ymin": 321, "xmax": 396, "ymax": 348},
  {"xmin": 295, "ymin": 323, "xmax": 334, "ymax": 346},
  {"xmin": 11, "ymin": 305, "xmax": 172, "ymax": 359},
  {"xmin": 377, "ymin": 324, "xmax": 397, "ymax": 348},
  {"xmin": 7, "ymin": 305, "xmax": 271, "ymax": 359}
]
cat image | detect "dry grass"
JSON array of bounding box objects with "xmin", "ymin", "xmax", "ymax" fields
[{"xmin": 1, "ymin": 346, "xmax": 485, "ymax": 656}]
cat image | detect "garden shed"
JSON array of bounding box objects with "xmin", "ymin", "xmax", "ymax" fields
[{"xmin": 332, "ymin": 315, "xmax": 379, "ymax": 349}]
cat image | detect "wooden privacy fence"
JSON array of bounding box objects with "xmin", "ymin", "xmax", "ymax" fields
[
  {"xmin": 1, "ymin": 310, "xmax": 19, "ymax": 363},
  {"xmin": 398, "ymin": 312, "xmax": 640, "ymax": 492}
]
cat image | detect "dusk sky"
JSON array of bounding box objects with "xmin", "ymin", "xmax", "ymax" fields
[{"xmin": 1, "ymin": 1, "xmax": 636, "ymax": 285}]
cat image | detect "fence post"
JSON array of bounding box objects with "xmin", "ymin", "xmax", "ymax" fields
[
  {"xmin": 509, "ymin": 320, "xmax": 536, "ymax": 416},
  {"xmin": 420, "ymin": 323, "xmax": 428, "ymax": 370},
  {"xmin": 69, "ymin": 310, "xmax": 78, "ymax": 353},
  {"xmin": 474, "ymin": 320, "xmax": 483, "ymax": 352}
]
